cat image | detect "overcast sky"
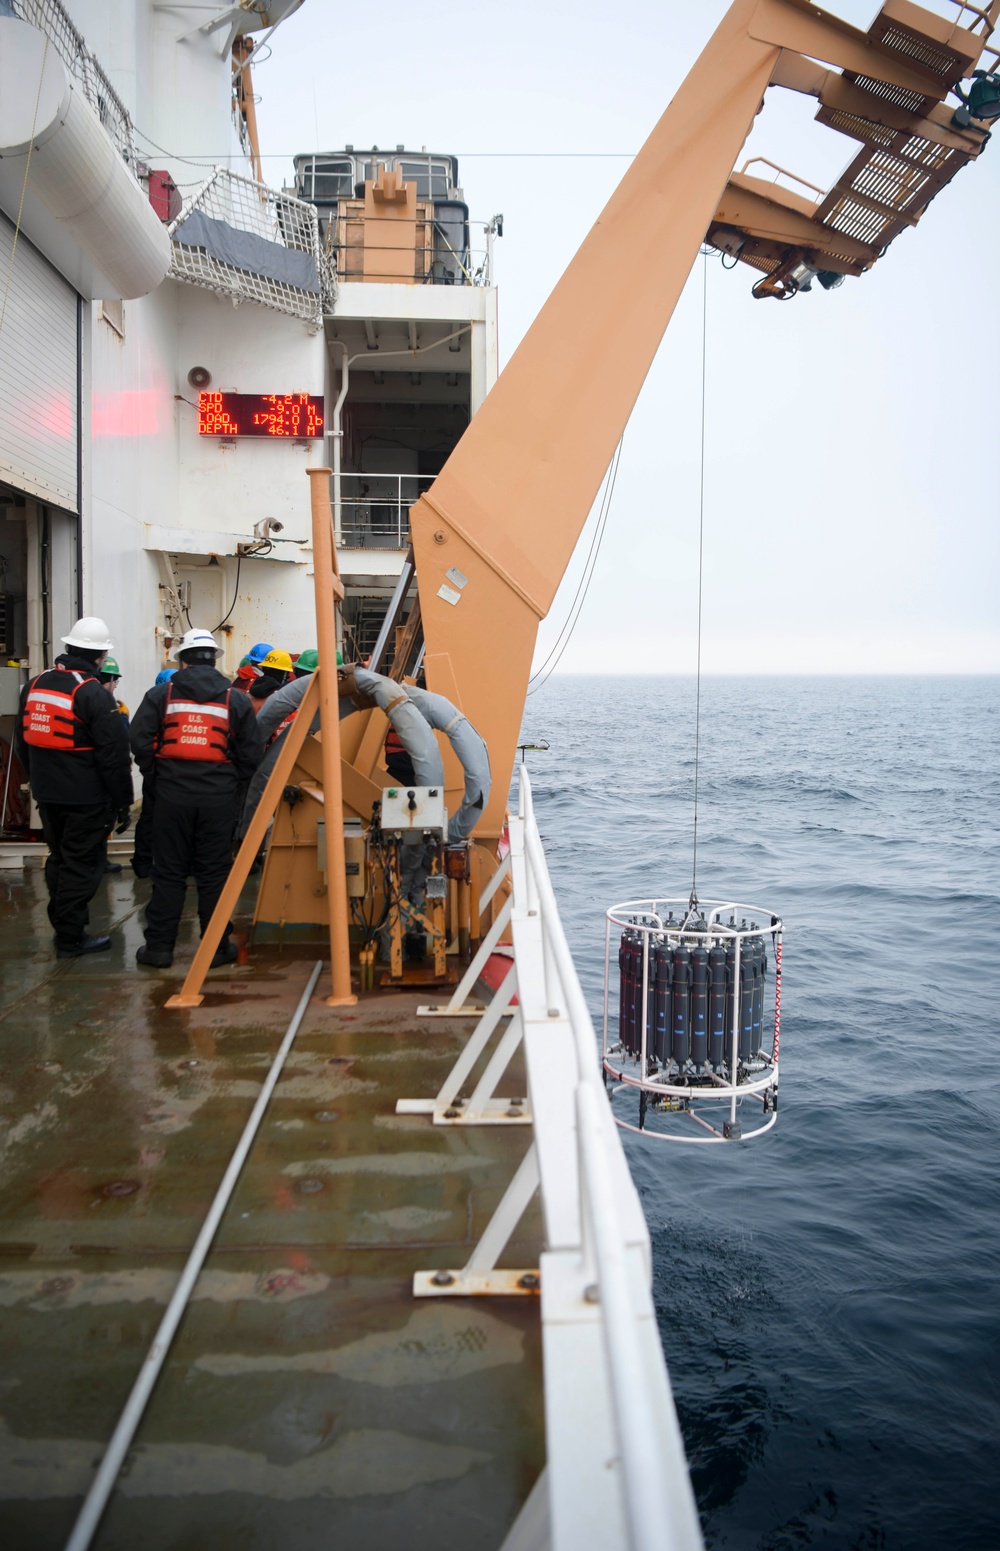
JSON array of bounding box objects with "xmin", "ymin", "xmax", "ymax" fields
[{"xmin": 254, "ymin": 0, "xmax": 999, "ymax": 675}]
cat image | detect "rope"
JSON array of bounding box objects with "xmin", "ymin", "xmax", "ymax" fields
[
  {"xmin": 690, "ymin": 247, "xmax": 709, "ymax": 901},
  {"xmin": 527, "ymin": 436, "xmax": 624, "ymax": 695},
  {"xmin": 0, "ymin": 34, "xmax": 50, "ymax": 343}
]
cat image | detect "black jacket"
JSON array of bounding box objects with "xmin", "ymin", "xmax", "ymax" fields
[
  {"xmin": 248, "ymin": 670, "xmax": 286, "ymax": 703},
  {"xmin": 15, "ymin": 653, "xmax": 133, "ymax": 809},
  {"xmin": 130, "ymin": 664, "xmax": 265, "ymax": 807}
]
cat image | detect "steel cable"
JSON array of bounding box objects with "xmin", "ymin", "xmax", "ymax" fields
[
  {"xmin": 691, "ymin": 248, "xmax": 709, "ymax": 901},
  {"xmin": 527, "ymin": 436, "xmax": 624, "ymax": 695}
]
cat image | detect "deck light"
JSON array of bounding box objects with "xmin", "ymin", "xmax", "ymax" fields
[
  {"xmin": 787, "ymin": 260, "xmax": 815, "ymax": 292},
  {"xmin": 968, "ymin": 71, "xmax": 1000, "ymax": 120},
  {"xmin": 952, "ymin": 71, "xmax": 1000, "ymax": 127},
  {"xmin": 816, "ymin": 270, "xmax": 844, "ymax": 290}
]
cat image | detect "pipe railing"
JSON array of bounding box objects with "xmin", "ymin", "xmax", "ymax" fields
[
  {"xmin": 335, "ymin": 472, "xmax": 438, "ymax": 550},
  {"xmin": 510, "ymin": 764, "xmax": 703, "ymax": 1551}
]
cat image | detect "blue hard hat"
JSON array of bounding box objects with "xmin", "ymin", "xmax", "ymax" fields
[
  {"xmin": 155, "ymin": 668, "xmax": 177, "ymax": 685},
  {"xmin": 247, "ymin": 641, "xmax": 274, "ymax": 664}
]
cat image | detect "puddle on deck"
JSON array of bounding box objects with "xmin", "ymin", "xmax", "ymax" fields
[{"xmin": 0, "ymin": 863, "xmax": 544, "ymax": 1549}]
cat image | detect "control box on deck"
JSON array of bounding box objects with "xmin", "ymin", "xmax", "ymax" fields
[{"xmin": 381, "ymin": 786, "xmax": 448, "ymax": 840}]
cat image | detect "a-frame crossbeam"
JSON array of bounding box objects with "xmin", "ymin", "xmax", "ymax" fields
[{"xmin": 397, "ymin": 958, "xmax": 532, "ymax": 1126}]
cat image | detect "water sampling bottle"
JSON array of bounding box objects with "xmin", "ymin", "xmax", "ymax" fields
[
  {"xmin": 652, "ymin": 937, "xmax": 672, "ymax": 1064},
  {"xmin": 690, "ymin": 943, "xmax": 709, "ymax": 1067},
  {"xmin": 708, "ymin": 941, "xmax": 727, "ymax": 1068},
  {"xmin": 671, "ymin": 942, "xmax": 691, "ymax": 1066}
]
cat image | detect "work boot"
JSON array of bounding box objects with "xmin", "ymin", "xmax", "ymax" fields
[
  {"xmin": 136, "ymin": 945, "xmax": 173, "ymax": 968},
  {"xmin": 105, "ymin": 860, "xmax": 123, "ymax": 874},
  {"xmin": 209, "ymin": 939, "xmax": 239, "ymax": 969},
  {"xmin": 56, "ymin": 935, "xmax": 112, "ymax": 959}
]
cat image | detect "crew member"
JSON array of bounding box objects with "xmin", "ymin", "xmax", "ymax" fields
[
  {"xmin": 14, "ymin": 616, "xmax": 133, "ymax": 957},
  {"xmin": 236, "ymin": 648, "xmax": 323, "ymax": 843},
  {"xmin": 384, "ymin": 723, "xmax": 416, "ymax": 785},
  {"xmin": 98, "ymin": 656, "xmax": 130, "ymax": 874},
  {"xmin": 382, "ymin": 665, "xmax": 426, "ymax": 783},
  {"xmin": 292, "ymin": 649, "xmax": 319, "ymax": 680},
  {"xmin": 130, "ymin": 668, "xmax": 175, "ymax": 879},
  {"xmin": 248, "ymin": 648, "xmax": 293, "ymax": 709},
  {"xmin": 98, "ymin": 656, "xmax": 129, "ymax": 723},
  {"xmin": 130, "ymin": 627, "xmax": 264, "ymax": 968},
  {"xmin": 232, "ymin": 641, "xmax": 273, "ymax": 695}
]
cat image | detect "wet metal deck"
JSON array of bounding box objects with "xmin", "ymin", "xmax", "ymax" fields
[{"xmin": 0, "ymin": 863, "xmax": 544, "ymax": 1549}]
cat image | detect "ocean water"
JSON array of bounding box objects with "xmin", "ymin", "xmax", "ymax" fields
[{"xmin": 520, "ymin": 675, "xmax": 999, "ymax": 1551}]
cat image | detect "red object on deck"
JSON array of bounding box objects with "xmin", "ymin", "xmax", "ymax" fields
[{"xmin": 479, "ymin": 951, "xmax": 518, "ymax": 1004}]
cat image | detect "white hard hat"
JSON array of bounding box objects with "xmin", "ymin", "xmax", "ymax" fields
[
  {"xmin": 62, "ymin": 616, "xmax": 114, "ymax": 652},
  {"xmin": 172, "ymin": 627, "xmax": 223, "ymax": 661}
]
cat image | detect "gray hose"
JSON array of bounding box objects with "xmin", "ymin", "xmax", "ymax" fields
[
  {"xmin": 352, "ymin": 667, "xmax": 445, "ymax": 787},
  {"xmin": 404, "ymin": 685, "xmax": 492, "ymax": 842}
]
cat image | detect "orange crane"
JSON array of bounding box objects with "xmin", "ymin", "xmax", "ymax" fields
[{"xmin": 171, "ymin": 0, "xmax": 998, "ymax": 1006}]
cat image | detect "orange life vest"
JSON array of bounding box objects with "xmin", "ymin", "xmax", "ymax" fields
[
  {"xmin": 156, "ymin": 686, "xmax": 232, "ymax": 763},
  {"xmin": 22, "ymin": 670, "xmax": 94, "ymax": 752},
  {"xmin": 266, "ymin": 708, "xmax": 298, "ymax": 749}
]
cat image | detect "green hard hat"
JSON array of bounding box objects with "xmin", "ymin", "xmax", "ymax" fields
[
  {"xmin": 101, "ymin": 655, "xmax": 121, "ymax": 677},
  {"xmin": 295, "ymin": 648, "xmax": 319, "ymax": 674}
]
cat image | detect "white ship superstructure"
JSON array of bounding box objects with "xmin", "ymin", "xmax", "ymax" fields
[{"xmin": 0, "ymin": 0, "xmax": 497, "ymax": 737}]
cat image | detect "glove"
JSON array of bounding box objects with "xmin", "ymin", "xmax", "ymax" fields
[{"xmin": 115, "ymin": 806, "xmax": 132, "ymax": 835}]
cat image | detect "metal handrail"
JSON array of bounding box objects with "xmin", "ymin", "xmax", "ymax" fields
[
  {"xmin": 335, "ymin": 471, "xmax": 438, "ymax": 549},
  {"xmin": 940, "ymin": 1, "xmax": 996, "ymax": 38},
  {"xmin": 514, "ymin": 765, "xmax": 703, "ymax": 1551},
  {"xmin": 739, "ymin": 157, "xmax": 826, "ymax": 199}
]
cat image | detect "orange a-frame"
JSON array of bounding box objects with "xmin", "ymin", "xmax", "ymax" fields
[{"xmin": 177, "ymin": 0, "xmax": 994, "ymax": 1001}]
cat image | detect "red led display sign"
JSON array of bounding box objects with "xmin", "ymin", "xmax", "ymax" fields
[{"xmin": 197, "ymin": 392, "xmax": 325, "ymax": 438}]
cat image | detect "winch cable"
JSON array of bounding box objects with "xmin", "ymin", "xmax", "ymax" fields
[
  {"xmin": 527, "ymin": 435, "xmax": 624, "ymax": 695},
  {"xmin": 64, "ymin": 961, "xmax": 323, "ymax": 1551},
  {"xmin": 528, "ymin": 436, "xmax": 622, "ymax": 691},
  {"xmin": 690, "ymin": 247, "xmax": 710, "ymax": 906}
]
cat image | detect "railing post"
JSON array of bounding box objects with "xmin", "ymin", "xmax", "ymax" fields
[{"xmin": 307, "ymin": 466, "xmax": 357, "ymax": 1007}]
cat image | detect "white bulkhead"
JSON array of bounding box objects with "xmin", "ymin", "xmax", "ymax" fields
[{"xmin": 0, "ymin": 0, "xmax": 497, "ymax": 736}]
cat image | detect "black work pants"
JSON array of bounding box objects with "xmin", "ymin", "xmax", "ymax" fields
[
  {"xmin": 38, "ymin": 801, "xmax": 113, "ymax": 947},
  {"xmin": 132, "ymin": 774, "xmax": 156, "ymax": 876},
  {"xmin": 144, "ymin": 796, "xmax": 236, "ymax": 950}
]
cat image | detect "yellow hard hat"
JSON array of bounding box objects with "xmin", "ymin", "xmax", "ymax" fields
[{"xmin": 260, "ymin": 648, "xmax": 293, "ymax": 673}]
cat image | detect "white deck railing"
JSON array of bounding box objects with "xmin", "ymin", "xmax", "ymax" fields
[
  {"xmin": 504, "ymin": 766, "xmax": 704, "ymax": 1551},
  {"xmin": 335, "ymin": 472, "xmax": 437, "ymax": 550}
]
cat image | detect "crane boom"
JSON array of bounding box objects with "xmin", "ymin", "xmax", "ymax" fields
[
  {"xmin": 407, "ymin": 0, "xmax": 994, "ymax": 836},
  {"xmin": 245, "ymin": 0, "xmax": 996, "ymax": 949}
]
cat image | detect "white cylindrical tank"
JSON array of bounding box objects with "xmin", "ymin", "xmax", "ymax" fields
[{"xmin": 0, "ymin": 17, "xmax": 171, "ymax": 299}]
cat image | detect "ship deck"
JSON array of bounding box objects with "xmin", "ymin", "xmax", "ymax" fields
[{"xmin": 0, "ymin": 859, "xmax": 544, "ymax": 1549}]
